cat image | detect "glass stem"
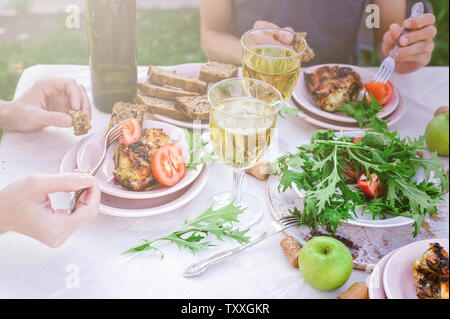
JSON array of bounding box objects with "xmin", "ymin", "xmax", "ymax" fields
[{"xmin": 232, "ymin": 168, "xmax": 245, "ymax": 204}]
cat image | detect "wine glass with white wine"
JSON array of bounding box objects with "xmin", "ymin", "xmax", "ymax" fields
[
  {"xmin": 241, "ymin": 27, "xmax": 306, "ymax": 101},
  {"xmin": 208, "ymin": 78, "xmax": 283, "ymax": 227}
]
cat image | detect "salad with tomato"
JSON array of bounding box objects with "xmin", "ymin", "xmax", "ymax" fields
[{"xmin": 274, "ymin": 130, "xmax": 449, "ymax": 236}]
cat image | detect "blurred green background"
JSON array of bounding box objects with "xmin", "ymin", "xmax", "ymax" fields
[{"xmin": 0, "ymin": 2, "xmax": 448, "ymax": 103}]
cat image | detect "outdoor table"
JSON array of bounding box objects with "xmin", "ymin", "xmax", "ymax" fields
[{"xmin": 0, "ymin": 65, "xmax": 448, "ymax": 298}]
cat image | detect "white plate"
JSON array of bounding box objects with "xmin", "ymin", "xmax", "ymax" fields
[
  {"xmin": 77, "ymin": 120, "xmax": 204, "ymax": 200},
  {"xmin": 290, "ymin": 131, "xmax": 414, "ymax": 228},
  {"xmin": 61, "ymin": 137, "xmax": 209, "ymax": 217},
  {"xmin": 383, "ymin": 238, "xmax": 449, "ymax": 299},
  {"xmin": 293, "ymin": 64, "xmax": 400, "ymax": 124},
  {"xmin": 368, "ymin": 248, "xmax": 399, "ymax": 299},
  {"xmin": 139, "ymin": 63, "xmax": 210, "ymax": 130},
  {"xmin": 290, "ymin": 90, "xmax": 405, "ymax": 131}
]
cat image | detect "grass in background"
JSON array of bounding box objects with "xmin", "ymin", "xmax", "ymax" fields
[{"xmin": 0, "ymin": 8, "xmax": 206, "ymax": 101}]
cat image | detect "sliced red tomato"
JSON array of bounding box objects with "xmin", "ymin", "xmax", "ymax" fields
[
  {"xmin": 357, "ymin": 173, "xmax": 381, "ymax": 198},
  {"xmin": 365, "ymin": 81, "xmax": 394, "ymax": 106},
  {"xmin": 343, "ymin": 138, "xmax": 362, "ymax": 178},
  {"xmin": 353, "ymin": 137, "xmax": 363, "ymax": 144},
  {"xmin": 152, "ymin": 143, "xmax": 186, "ymax": 187},
  {"xmin": 345, "ymin": 168, "xmax": 357, "ymax": 179},
  {"xmin": 121, "ymin": 119, "xmax": 141, "ymax": 146}
]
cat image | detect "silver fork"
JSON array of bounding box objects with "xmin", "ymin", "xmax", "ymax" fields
[
  {"xmin": 183, "ymin": 214, "xmax": 301, "ymax": 277},
  {"xmin": 68, "ymin": 120, "xmax": 128, "ymax": 215},
  {"xmin": 372, "ymin": 2, "xmax": 424, "ymax": 83}
]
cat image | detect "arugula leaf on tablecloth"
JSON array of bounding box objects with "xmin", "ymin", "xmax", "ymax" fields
[
  {"xmin": 338, "ymin": 94, "xmax": 388, "ymax": 132},
  {"xmin": 185, "ymin": 129, "xmax": 216, "ymax": 171},
  {"xmin": 123, "ymin": 202, "xmax": 251, "ymax": 257},
  {"xmin": 279, "ymin": 104, "xmax": 302, "ymax": 119},
  {"xmin": 273, "ymin": 129, "xmax": 449, "ymax": 236}
]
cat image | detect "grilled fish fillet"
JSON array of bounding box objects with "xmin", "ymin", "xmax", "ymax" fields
[
  {"xmin": 304, "ymin": 65, "xmax": 363, "ymax": 112},
  {"xmin": 113, "ymin": 128, "xmax": 170, "ymax": 191},
  {"xmin": 413, "ymin": 243, "xmax": 449, "ymax": 299}
]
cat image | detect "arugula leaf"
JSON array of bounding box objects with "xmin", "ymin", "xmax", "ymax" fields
[
  {"xmin": 279, "ymin": 104, "xmax": 302, "ymax": 119},
  {"xmin": 123, "ymin": 202, "xmax": 251, "ymax": 257},
  {"xmin": 338, "ymin": 95, "xmax": 387, "ymax": 132},
  {"xmin": 185, "ymin": 129, "xmax": 216, "ymax": 171}
]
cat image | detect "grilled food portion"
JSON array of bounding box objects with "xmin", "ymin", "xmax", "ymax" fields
[
  {"xmin": 113, "ymin": 128, "xmax": 170, "ymax": 191},
  {"xmin": 304, "ymin": 65, "xmax": 363, "ymax": 112},
  {"xmin": 413, "ymin": 243, "xmax": 449, "ymax": 299}
]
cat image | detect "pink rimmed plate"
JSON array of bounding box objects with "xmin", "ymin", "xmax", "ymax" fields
[
  {"xmin": 383, "ymin": 238, "xmax": 449, "ymax": 299},
  {"xmin": 293, "ymin": 64, "xmax": 400, "ymax": 124},
  {"xmin": 60, "ymin": 137, "xmax": 209, "ymax": 217},
  {"xmin": 76, "ymin": 120, "xmax": 204, "ymax": 200},
  {"xmin": 368, "ymin": 248, "xmax": 400, "ymax": 299}
]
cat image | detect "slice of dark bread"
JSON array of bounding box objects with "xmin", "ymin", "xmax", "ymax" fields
[
  {"xmin": 148, "ymin": 65, "xmax": 207, "ymax": 94},
  {"xmin": 199, "ymin": 61, "xmax": 239, "ymax": 83},
  {"xmin": 135, "ymin": 94, "xmax": 188, "ymax": 121},
  {"xmin": 175, "ymin": 95, "xmax": 210, "ymax": 121},
  {"xmin": 108, "ymin": 102, "xmax": 148, "ymax": 130},
  {"xmin": 69, "ymin": 110, "xmax": 91, "ymax": 136},
  {"xmin": 137, "ymin": 82, "xmax": 199, "ymax": 101}
]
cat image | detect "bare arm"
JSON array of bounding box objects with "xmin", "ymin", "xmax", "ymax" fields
[
  {"xmin": 372, "ymin": 0, "xmax": 406, "ymax": 60},
  {"xmin": 200, "ymin": 0, "xmax": 243, "ymax": 65}
]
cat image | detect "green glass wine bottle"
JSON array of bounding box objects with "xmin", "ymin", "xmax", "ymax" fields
[{"xmin": 86, "ymin": 0, "xmax": 137, "ymax": 113}]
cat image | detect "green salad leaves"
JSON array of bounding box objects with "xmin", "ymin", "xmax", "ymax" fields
[
  {"xmin": 124, "ymin": 202, "xmax": 250, "ymax": 257},
  {"xmin": 273, "ymin": 130, "xmax": 449, "ymax": 236},
  {"xmin": 338, "ymin": 94, "xmax": 388, "ymax": 132}
]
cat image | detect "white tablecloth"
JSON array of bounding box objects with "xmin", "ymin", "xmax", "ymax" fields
[{"xmin": 0, "ymin": 65, "xmax": 448, "ymax": 299}]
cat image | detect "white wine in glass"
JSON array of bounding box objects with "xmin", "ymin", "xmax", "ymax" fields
[
  {"xmin": 208, "ymin": 78, "xmax": 283, "ymax": 228},
  {"xmin": 241, "ymin": 28, "xmax": 306, "ymax": 101}
]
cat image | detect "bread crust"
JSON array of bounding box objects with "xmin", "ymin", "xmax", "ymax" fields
[
  {"xmin": 148, "ymin": 65, "xmax": 207, "ymax": 94},
  {"xmin": 175, "ymin": 95, "xmax": 210, "ymax": 120},
  {"xmin": 137, "ymin": 82, "xmax": 199, "ymax": 101}
]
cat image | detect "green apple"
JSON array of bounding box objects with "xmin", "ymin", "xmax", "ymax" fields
[
  {"xmin": 298, "ymin": 236, "xmax": 353, "ymax": 291},
  {"xmin": 426, "ymin": 113, "xmax": 449, "ymax": 156}
]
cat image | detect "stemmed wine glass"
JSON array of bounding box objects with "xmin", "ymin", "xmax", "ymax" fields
[
  {"xmin": 208, "ymin": 78, "xmax": 283, "ymax": 227},
  {"xmin": 241, "ymin": 27, "xmax": 306, "ymax": 101}
]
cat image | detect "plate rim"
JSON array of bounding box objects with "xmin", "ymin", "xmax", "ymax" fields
[
  {"xmin": 368, "ymin": 248, "xmax": 400, "ymax": 299},
  {"xmin": 292, "ymin": 63, "xmax": 400, "ymax": 124},
  {"xmin": 382, "ymin": 238, "xmax": 450, "ymax": 299}
]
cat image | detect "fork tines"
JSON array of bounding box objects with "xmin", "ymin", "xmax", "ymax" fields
[{"xmin": 279, "ymin": 215, "xmax": 301, "ymax": 226}]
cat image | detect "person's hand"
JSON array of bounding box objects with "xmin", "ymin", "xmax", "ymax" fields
[
  {"xmin": 0, "ymin": 173, "xmax": 100, "ymax": 247},
  {"xmin": 1, "ymin": 77, "xmax": 91, "ymax": 133},
  {"xmin": 251, "ymin": 20, "xmax": 296, "ymax": 46},
  {"xmin": 382, "ymin": 13, "xmax": 437, "ymax": 74}
]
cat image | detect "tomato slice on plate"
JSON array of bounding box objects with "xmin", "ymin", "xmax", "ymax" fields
[
  {"xmin": 365, "ymin": 81, "xmax": 394, "ymax": 106},
  {"xmin": 152, "ymin": 143, "xmax": 186, "ymax": 187},
  {"xmin": 357, "ymin": 173, "xmax": 381, "ymax": 198},
  {"xmin": 121, "ymin": 119, "xmax": 142, "ymax": 146}
]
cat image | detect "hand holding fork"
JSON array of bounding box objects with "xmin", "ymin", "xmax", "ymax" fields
[{"xmin": 68, "ymin": 120, "xmax": 128, "ymax": 215}]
